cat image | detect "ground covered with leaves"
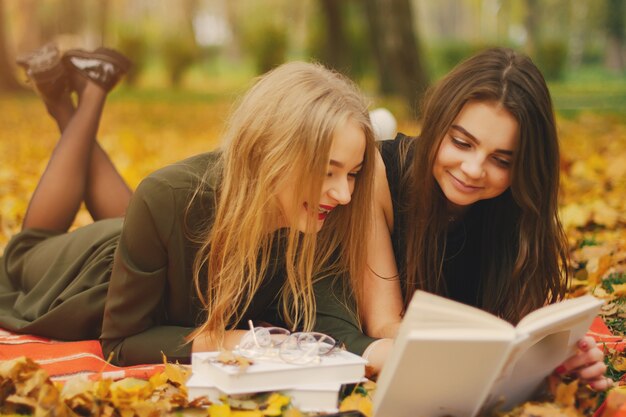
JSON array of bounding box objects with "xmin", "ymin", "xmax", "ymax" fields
[{"xmin": 0, "ymin": 94, "xmax": 624, "ymax": 417}]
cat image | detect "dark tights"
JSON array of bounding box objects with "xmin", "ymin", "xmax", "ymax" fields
[{"xmin": 22, "ymin": 78, "xmax": 132, "ymax": 232}]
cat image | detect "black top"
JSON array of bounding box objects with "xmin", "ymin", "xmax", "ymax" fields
[{"xmin": 379, "ymin": 134, "xmax": 484, "ymax": 308}]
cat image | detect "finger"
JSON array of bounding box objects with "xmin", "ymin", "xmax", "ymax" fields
[
  {"xmin": 577, "ymin": 360, "xmax": 608, "ymax": 381},
  {"xmin": 559, "ymin": 346, "xmax": 604, "ymax": 373},
  {"xmin": 588, "ymin": 376, "xmax": 614, "ymax": 392},
  {"xmin": 578, "ymin": 336, "xmax": 597, "ymax": 352}
]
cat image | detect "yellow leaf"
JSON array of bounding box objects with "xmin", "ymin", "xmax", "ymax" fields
[
  {"xmin": 209, "ymin": 403, "xmax": 232, "ymax": 417},
  {"xmin": 612, "ymin": 357, "xmax": 626, "ymax": 372},
  {"xmin": 262, "ymin": 393, "xmax": 291, "ymax": 416},
  {"xmin": 282, "ymin": 408, "xmax": 303, "ymax": 417},
  {"xmin": 612, "ymin": 284, "xmax": 626, "ymax": 298},
  {"xmin": 587, "ymin": 254, "xmax": 614, "ymax": 285},
  {"xmin": 232, "ymin": 411, "xmax": 264, "ymax": 417},
  {"xmin": 339, "ymin": 393, "xmax": 373, "ymax": 417},
  {"xmin": 554, "ymin": 380, "xmax": 578, "ymax": 408}
]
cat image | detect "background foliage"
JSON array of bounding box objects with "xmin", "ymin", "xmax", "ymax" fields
[{"xmin": 0, "ymin": 1, "xmax": 624, "ymax": 412}]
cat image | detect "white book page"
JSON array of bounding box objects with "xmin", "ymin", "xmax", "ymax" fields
[
  {"xmin": 404, "ymin": 291, "xmax": 514, "ymax": 332},
  {"xmin": 516, "ymin": 295, "xmax": 603, "ymax": 335}
]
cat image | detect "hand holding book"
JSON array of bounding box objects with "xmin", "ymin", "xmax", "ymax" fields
[
  {"xmin": 556, "ymin": 335, "xmax": 613, "ymax": 391},
  {"xmin": 371, "ymin": 291, "xmax": 606, "ymax": 417}
]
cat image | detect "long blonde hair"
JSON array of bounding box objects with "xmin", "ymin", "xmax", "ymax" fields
[{"xmin": 189, "ymin": 61, "xmax": 376, "ymax": 346}]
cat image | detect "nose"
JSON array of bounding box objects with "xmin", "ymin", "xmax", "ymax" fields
[
  {"xmin": 328, "ymin": 178, "xmax": 352, "ymax": 205},
  {"xmin": 460, "ymin": 155, "xmax": 486, "ymax": 179}
]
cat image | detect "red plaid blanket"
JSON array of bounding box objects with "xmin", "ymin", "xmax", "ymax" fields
[{"xmin": 0, "ymin": 327, "xmax": 164, "ymax": 381}]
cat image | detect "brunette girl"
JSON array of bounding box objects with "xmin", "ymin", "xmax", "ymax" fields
[{"xmin": 316, "ymin": 47, "xmax": 610, "ymax": 389}]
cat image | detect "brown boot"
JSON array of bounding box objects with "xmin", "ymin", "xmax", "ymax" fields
[
  {"xmin": 16, "ymin": 43, "xmax": 69, "ymax": 102},
  {"xmin": 62, "ymin": 47, "xmax": 132, "ymax": 93}
]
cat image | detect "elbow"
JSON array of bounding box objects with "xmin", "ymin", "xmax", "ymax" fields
[
  {"xmin": 100, "ymin": 338, "xmax": 125, "ymax": 366},
  {"xmin": 365, "ymin": 319, "xmax": 401, "ymax": 340}
]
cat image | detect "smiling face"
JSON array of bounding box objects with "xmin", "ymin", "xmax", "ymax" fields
[
  {"xmin": 433, "ymin": 100, "xmax": 519, "ymax": 210},
  {"xmin": 277, "ymin": 118, "xmax": 366, "ymax": 233}
]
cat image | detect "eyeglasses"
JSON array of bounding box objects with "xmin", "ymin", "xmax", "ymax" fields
[{"xmin": 235, "ymin": 320, "xmax": 340, "ymax": 365}]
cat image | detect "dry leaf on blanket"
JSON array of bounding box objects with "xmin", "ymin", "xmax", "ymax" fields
[
  {"xmin": 339, "ymin": 392, "xmax": 373, "ymax": 417},
  {"xmin": 214, "ymin": 350, "xmax": 254, "ymax": 370}
]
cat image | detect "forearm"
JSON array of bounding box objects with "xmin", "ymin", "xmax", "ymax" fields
[
  {"xmin": 101, "ymin": 325, "xmax": 194, "ymax": 366},
  {"xmin": 191, "ymin": 329, "xmax": 249, "ymax": 352},
  {"xmin": 370, "ymin": 321, "xmax": 401, "ymax": 340}
]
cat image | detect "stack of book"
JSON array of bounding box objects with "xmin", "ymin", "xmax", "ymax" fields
[{"xmin": 187, "ymin": 350, "xmax": 367, "ymax": 412}]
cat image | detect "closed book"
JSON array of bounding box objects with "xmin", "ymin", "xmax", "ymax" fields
[{"xmin": 191, "ymin": 350, "xmax": 366, "ymax": 393}]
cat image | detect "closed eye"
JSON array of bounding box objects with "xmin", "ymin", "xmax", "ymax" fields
[
  {"xmin": 451, "ymin": 136, "xmax": 471, "ymax": 149},
  {"xmin": 492, "ymin": 155, "xmax": 512, "ymax": 168}
]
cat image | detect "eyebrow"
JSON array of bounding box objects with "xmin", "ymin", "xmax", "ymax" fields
[
  {"xmin": 451, "ymin": 124, "xmax": 515, "ymax": 155},
  {"xmin": 330, "ymin": 160, "xmax": 364, "ymax": 170}
]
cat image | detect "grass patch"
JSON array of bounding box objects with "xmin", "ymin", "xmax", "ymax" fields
[{"xmin": 549, "ymin": 66, "xmax": 626, "ymax": 117}]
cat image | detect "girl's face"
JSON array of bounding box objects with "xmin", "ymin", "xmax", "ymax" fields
[
  {"xmin": 433, "ymin": 100, "xmax": 518, "ymax": 209},
  {"xmin": 277, "ymin": 118, "xmax": 366, "ymax": 233}
]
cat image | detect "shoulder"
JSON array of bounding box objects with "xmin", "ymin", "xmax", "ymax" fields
[
  {"xmin": 145, "ymin": 150, "xmax": 222, "ymax": 192},
  {"xmin": 377, "ymin": 133, "xmax": 415, "ymax": 183},
  {"xmin": 130, "ymin": 150, "xmax": 222, "ymax": 222},
  {"xmin": 133, "ymin": 151, "xmax": 222, "ymax": 204},
  {"xmin": 377, "ymin": 133, "xmax": 415, "ymax": 163}
]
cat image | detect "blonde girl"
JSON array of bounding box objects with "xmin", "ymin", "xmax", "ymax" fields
[{"xmin": 0, "ymin": 44, "xmax": 376, "ymax": 366}]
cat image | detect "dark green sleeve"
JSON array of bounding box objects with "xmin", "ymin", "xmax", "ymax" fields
[
  {"xmin": 313, "ymin": 277, "xmax": 378, "ymax": 356},
  {"xmin": 101, "ymin": 175, "xmax": 193, "ymax": 366}
]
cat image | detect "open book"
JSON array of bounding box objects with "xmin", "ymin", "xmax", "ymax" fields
[{"xmin": 373, "ymin": 291, "xmax": 603, "ymax": 417}]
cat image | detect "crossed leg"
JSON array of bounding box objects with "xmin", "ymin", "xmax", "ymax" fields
[{"xmin": 22, "ymin": 78, "xmax": 133, "ymax": 232}]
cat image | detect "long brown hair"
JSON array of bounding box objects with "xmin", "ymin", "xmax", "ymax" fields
[
  {"xmin": 189, "ymin": 61, "xmax": 376, "ymax": 345},
  {"xmin": 402, "ymin": 47, "xmax": 569, "ymax": 323}
]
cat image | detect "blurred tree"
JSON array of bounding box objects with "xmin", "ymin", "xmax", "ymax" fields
[
  {"xmin": 308, "ymin": 0, "xmax": 371, "ymax": 79},
  {"xmin": 318, "ymin": 0, "xmax": 350, "ymax": 72},
  {"xmin": 605, "ymin": 0, "xmax": 625, "ymax": 72},
  {"xmin": 523, "ymin": 0, "xmax": 540, "ymax": 57},
  {"xmin": 161, "ymin": 0, "xmax": 200, "ymax": 87},
  {"xmin": 236, "ymin": 0, "xmax": 289, "ymax": 74},
  {"xmin": 224, "ymin": 0, "xmax": 242, "ymax": 61},
  {"xmin": 363, "ymin": 0, "xmax": 429, "ymax": 114},
  {"xmin": 16, "ymin": 0, "xmax": 43, "ymax": 53},
  {"xmin": 96, "ymin": 0, "xmax": 110, "ymax": 44},
  {"xmin": 58, "ymin": 0, "xmax": 85, "ymax": 35},
  {"xmin": 0, "ymin": 0, "xmax": 23, "ymax": 92}
]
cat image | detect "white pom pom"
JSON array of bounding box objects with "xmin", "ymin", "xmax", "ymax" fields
[{"xmin": 369, "ymin": 107, "xmax": 397, "ymax": 141}]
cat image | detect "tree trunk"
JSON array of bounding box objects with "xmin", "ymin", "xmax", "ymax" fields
[
  {"xmin": 16, "ymin": 0, "xmax": 42, "ymax": 53},
  {"xmin": 605, "ymin": 0, "xmax": 625, "ymax": 72},
  {"xmin": 524, "ymin": 0, "xmax": 540, "ymax": 57},
  {"xmin": 363, "ymin": 0, "xmax": 429, "ymax": 114},
  {"xmin": 58, "ymin": 0, "xmax": 85, "ymax": 35},
  {"xmin": 0, "ymin": 0, "xmax": 24, "ymax": 92},
  {"xmin": 318, "ymin": 0, "xmax": 349, "ymax": 73},
  {"xmin": 96, "ymin": 0, "xmax": 110, "ymax": 44}
]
